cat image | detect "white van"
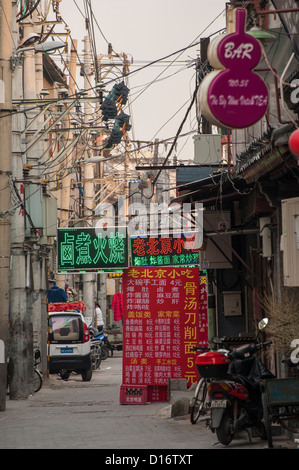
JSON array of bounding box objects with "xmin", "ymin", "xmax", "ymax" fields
[{"xmin": 48, "ymin": 310, "xmax": 92, "ymax": 381}]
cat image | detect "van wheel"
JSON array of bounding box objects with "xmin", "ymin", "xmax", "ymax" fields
[
  {"xmin": 81, "ymin": 367, "xmax": 92, "ymax": 381},
  {"xmin": 60, "ymin": 370, "xmax": 70, "ymax": 381}
]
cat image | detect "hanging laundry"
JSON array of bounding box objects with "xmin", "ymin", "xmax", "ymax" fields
[{"xmin": 111, "ymin": 292, "xmax": 123, "ymax": 321}]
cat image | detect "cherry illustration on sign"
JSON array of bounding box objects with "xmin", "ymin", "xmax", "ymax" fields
[{"xmin": 199, "ymin": 8, "xmax": 268, "ymax": 129}]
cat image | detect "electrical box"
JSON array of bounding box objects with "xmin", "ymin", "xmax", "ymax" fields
[
  {"xmin": 43, "ymin": 195, "xmax": 57, "ymax": 237},
  {"xmin": 106, "ymin": 277, "xmax": 116, "ymax": 295},
  {"xmin": 0, "ymin": 79, "xmax": 4, "ymax": 103},
  {"xmin": 39, "ymin": 195, "xmax": 58, "ymax": 244},
  {"xmin": 193, "ymin": 134, "xmax": 221, "ymax": 164},
  {"xmin": 24, "ymin": 184, "xmax": 43, "ymax": 237},
  {"xmin": 259, "ymin": 216, "xmax": 272, "ymax": 259},
  {"xmin": 223, "ymin": 291, "xmax": 242, "ymax": 316},
  {"xmin": 281, "ymin": 197, "xmax": 299, "ymax": 286},
  {"xmin": 199, "ymin": 211, "xmax": 232, "ymax": 269}
]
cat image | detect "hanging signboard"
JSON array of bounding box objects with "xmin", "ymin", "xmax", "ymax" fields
[
  {"xmin": 57, "ymin": 227, "xmax": 128, "ymax": 272},
  {"xmin": 130, "ymin": 233, "xmax": 200, "ymax": 267},
  {"xmin": 198, "ymin": 8, "xmax": 268, "ymax": 129},
  {"xmin": 120, "ymin": 267, "xmax": 208, "ymax": 404}
]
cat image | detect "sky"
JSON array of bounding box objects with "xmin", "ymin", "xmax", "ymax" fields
[{"xmin": 57, "ymin": 0, "xmax": 226, "ymax": 161}]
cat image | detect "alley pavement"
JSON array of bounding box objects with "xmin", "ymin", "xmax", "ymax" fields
[{"xmin": 1, "ymin": 351, "xmax": 297, "ymax": 452}]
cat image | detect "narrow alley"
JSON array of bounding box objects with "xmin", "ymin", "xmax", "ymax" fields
[{"xmin": 1, "ymin": 352, "xmax": 296, "ymax": 452}]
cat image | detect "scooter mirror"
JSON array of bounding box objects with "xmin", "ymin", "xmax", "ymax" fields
[{"xmin": 258, "ymin": 317, "xmax": 268, "ymax": 330}]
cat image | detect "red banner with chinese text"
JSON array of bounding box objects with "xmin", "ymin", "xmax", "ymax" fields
[
  {"xmin": 47, "ymin": 301, "xmax": 86, "ymax": 312},
  {"xmin": 121, "ymin": 267, "xmax": 208, "ymax": 400}
]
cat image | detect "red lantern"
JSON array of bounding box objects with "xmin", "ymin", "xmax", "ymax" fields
[{"xmin": 288, "ymin": 129, "xmax": 299, "ymax": 157}]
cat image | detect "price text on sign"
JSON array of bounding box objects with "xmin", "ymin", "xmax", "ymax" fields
[{"xmin": 122, "ymin": 267, "xmax": 208, "ymax": 390}]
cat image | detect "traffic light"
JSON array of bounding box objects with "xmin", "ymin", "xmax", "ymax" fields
[
  {"xmin": 100, "ymin": 98, "xmax": 117, "ymax": 121},
  {"xmin": 100, "ymin": 81, "xmax": 129, "ymax": 121},
  {"xmin": 104, "ymin": 128, "xmax": 123, "ymax": 148},
  {"xmin": 100, "ymin": 81, "xmax": 131, "ymax": 148},
  {"xmin": 113, "ymin": 81, "xmax": 129, "ymax": 107},
  {"xmin": 104, "ymin": 113, "xmax": 131, "ymax": 149},
  {"xmin": 115, "ymin": 111, "xmax": 132, "ymax": 133}
]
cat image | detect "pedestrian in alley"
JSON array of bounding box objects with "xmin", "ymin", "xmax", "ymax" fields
[{"xmin": 95, "ymin": 302, "xmax": 104, "ymax": 332}]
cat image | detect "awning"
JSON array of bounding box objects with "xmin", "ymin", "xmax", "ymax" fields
[
  {"xmin": 170, "ymin": 129, "xmax": 298, "ymax": 207},
  {"xmin": 170, "ymin": 171, "xmax": 248, "ymax": 207},
  {"xmin": 43, "ymin": 53, "xmax": 67, "ymax": 85}
]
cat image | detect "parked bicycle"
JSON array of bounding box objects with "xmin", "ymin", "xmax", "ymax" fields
[
  {"xmin": 190, "ymin": 346, "xmax": 210, "ymax": 424},
  {"xmin": 33, "ymin": 349, "xmax": 43, "ymax": 393},
  {"xmin": 7, "ymin": 349, "xmax": 43, "ymax": 394},
  {"xmin": 190, "ymin": 339, "xmax": 230, "ymax": 424},
  {"xmin": 90, "ymin": 339, "xmax": 102, "ymax": 370}
]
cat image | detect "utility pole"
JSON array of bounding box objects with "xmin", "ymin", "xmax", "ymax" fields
[
  {"xmin": 60, "ymin": 39, "xmax": 77, "ymax": 229},
  {"xmin": 31, "ymin": 12, "xmax": 48, "ymax": 380},
  {"xmin": 82, "ymin": 31, "xmax": 96, "ymax": 315},
  {"xmin": 9, "ymin": 1, "xmax": 30, "ymax": 400},
  {"xmin": 9, "ymin": 7, "xmax": 45, "ymax": 399},
  {"xmin": 0, "ymin": 0, "xmax": 12, "ymax": 411},
  {"xmin": 200, "ymin": 38, "xmax": 212, "ymax": 135},
  {"xmin": 56, "ymin": 39, "xmax": 77, "ymax": 301}
]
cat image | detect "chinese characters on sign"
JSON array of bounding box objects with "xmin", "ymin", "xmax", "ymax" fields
[
  {"xmin": 121, "ymin": 267, "xmax": 208, "ymax": 404},
  {"xmin": 130, "ymin": 233, "xmax": 199, "ymax": 267},
  {"xmin": 57, "ymin": 228, "xmax": 128, "ymax": 272}
]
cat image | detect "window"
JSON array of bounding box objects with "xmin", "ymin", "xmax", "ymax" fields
[{"xmin": 49, "ymin": 315, "xmax": 81, "ymax": 342}]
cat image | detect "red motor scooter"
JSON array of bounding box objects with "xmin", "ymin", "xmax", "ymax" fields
[{"xmin": 196, "ymin": 318, "xmax": 274, "ymax": 446}]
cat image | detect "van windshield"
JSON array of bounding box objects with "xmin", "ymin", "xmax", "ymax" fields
[{"xmin": 49, "ymin": 314, "xmax": 81, "ymax": 342}]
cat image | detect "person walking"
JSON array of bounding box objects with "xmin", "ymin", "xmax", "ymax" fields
[{"xmin": 95, "ymin": 303, "xmax": 104, "ymax": 332}]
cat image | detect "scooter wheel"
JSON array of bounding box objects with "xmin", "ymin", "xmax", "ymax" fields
[
  {"xmin": 101, "ymin": 346, "xmax": 109, "ymax": 360},
  {"xmin": 253, "ymin": 422, "xmax": 267, "ymax": 440},
  {"xmin": 216, "ymin": 409, "xmax": 234, "ymax": 446}
]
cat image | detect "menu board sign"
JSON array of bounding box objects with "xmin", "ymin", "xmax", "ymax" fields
[{"xmin": 121, "ymin": 267, "xmax": 208, "ymax": 403}]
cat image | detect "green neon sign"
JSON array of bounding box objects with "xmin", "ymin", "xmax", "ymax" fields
[{"xmin": 57, "ymin": 227, "xmax": 128, "ymax": 272}]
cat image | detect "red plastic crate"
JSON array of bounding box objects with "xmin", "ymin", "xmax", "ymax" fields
[
  {"xmin": 120, "ymin": 385, "xmax": 148, "ymax": 405},
  {"xmin": 147, "ymin": 385, "xmax": 169, "ymax": 402}
]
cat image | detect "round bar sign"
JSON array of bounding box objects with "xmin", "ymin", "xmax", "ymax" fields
[{"xmin": 198, "ymin": 8, "xmax": 268, "ymax": 129}]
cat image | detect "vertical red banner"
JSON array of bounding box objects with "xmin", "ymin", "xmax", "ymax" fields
[
  {"xmin": 120, "ymin": 267, "xmax": 208, "ymax": 403},
  {"xmin": 198, "ymin": 273, "xmax": 208, "ymax": 346}
]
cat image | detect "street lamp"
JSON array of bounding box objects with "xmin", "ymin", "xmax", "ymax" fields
[
  {"xmin": 17, "ymin": 40, "xmax": 66, "ymax": 53},
  {"xmin": 84, "ymin": 156, "xmax": 107, "ymax": 163},
  {"xmin": 247, "ymin": 24, "xmax": 276, "ymax": 42},
  {"xmin": 82, "ymin": 152, "xmax": 126, "ymax": 164}
]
